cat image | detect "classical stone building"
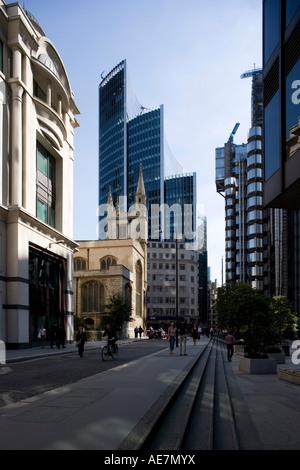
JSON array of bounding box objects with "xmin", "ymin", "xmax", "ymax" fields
[
  {"xmin": 74, "ymin": 166, "xmax": 147, "ymax": 337},
  {"xmin": 0, "ymin": 3, "xmax": 80, "ymax": 348}
]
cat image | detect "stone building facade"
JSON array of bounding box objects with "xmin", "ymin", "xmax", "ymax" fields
[
  {"xmin": 0, "ymin": 3, "xmax": 80, "ymax": 348},
  {"xmin": 74, "ymin": 167, "xmax": 147, "ymax": 337}
]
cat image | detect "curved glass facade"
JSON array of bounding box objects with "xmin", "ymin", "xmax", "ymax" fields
[
  {"xmin": 99, "ymin": 60, "xmax": 195, "ymax": 242},
  {"xmin": 99, "ymin": 61, "xmax": 127, "ymax": 211},
  {"xmin": 128, "ymin": 107, "xmax": 163, "ymax": 233}
]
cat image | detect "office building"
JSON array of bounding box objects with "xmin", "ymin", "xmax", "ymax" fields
[
  {"xmin": 98, "ymin": 59, "xmax": 197, "ymax": 241},
  {"xmin": 263, "ymin": 1, "xmax": 300, "ymax": 312},
  {"xmin": 263, "ymin": 0, "xmax": 300, "ymax": 209},
  {"xmin": 99, "ymin": 60, "xmax": 207, "ymax": 326},
  {"xmin": 0, "ymin": 3, "xmax": 80, "ymax": 348},
  {"xmin": 146, "ymin": 240, "xmax": 199, "ymax": 329},
  {"xmin": 216, "ymin": 70, "xmax": 265, "ymax": 290},
  {"xmin": 207, "ymin": 279, "xmax": 218, "ymax": 328}
]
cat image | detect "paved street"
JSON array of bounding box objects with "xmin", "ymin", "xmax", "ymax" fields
[
  {"xmin": 1, "ymin": 336, "xmax": 300, "ymax": 454},
  {"xmin": 0, "ymin": 339, "xmax": 166, "ymax": 409}
]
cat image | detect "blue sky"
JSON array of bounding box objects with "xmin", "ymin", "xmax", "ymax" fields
[{"xmin": 23, "ymin": 0, "xmax": 262, "ymax": 283}]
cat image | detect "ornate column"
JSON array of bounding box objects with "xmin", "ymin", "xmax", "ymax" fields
[
  {"xmin": 46, "ymin": 79, "xmax": 52, "ymax": 107},
  {"xmin": 10, "ymin": 47, "xmax": 24, "ymax": 206},
  {"xmin": 10, "ymin": 82, "xmax": 23, "ymax": 206}
]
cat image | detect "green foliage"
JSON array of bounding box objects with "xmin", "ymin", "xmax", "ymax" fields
[
  {"xmin": 101, "ymin": 293, "xmax": 133, "ymax": 331},
  {"xmin": 215, "ymin": 283, "xmax": 270, "ymax": 338},
  {"xmin": 243, "ymin": 325, "xmax": 274, "ymax": 358},
  {"xmin": 269, "ymin": 295, "xmax": 298, "ymax": 340},
  {"xmin": 215, "ymin": 285, "xmax": 300, "ymax": 358},
  {"xmin": 234, "ymin": 339, "xmax": 244, "ymax": 345},
  {"xmin": 215, "ymin": 283, "xmax": 275, "ymax": 358}
]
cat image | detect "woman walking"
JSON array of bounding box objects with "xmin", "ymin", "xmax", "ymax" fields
[
  {"xmin": 38, "ymin": 325, "xmax": 46, "ymax": 348},
  {"xmin": 191, "ymin": 323, "xmax": 199, "ymax": 346},
  {"xmin": 167, "ymin": 322, "xmax": 176, "ymax": 355}
]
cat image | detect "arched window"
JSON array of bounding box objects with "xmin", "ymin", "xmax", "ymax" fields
[
  {"xmin": 74, "ymin": 258, "xmax": 86, "ymax": 271},
  {"xmin": 125, "ymin": 282, "xmax": 132, "ymax": 307},
  {"xmin": 100, "ymin": 257, "xmax": 117, "ymax": 270},
  {"xmin": 82, "ymin": 282, "xmax": 104, "ymax": 313},
  {"xmin": 136, "ymin": 261, "xmax": 142, "ymax": 317}
]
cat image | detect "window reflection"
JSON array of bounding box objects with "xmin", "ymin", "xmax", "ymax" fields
[
  {"xmin": 264, "ymin": 0, "xmax": 280, "ymax": 64},
  {"xmin": 286, "ymin": 0, "xmax": 300, "ymax": 27},
  {"xmin": 286, "ymin": 58, "xmax": 300, "ymax": 158},
  {"xmin": 264, "ymin": 90, "xmax": 280, "ymax": 180}
]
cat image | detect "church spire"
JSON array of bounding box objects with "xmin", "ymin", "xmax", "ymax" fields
[
  {"xmin": 136, "ymin": 163, "xmax": 146, "ymax": 205},
  {"xmin": 107, "ymin": 186, "xmax": 113, "ymax": 206}
]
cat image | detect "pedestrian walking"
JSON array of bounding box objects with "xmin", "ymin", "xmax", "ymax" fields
[
  {"xmin": 178, "ymin": 317, "xmax": 187, "ymax": 355},
  {"xmin": 167, "ymin": 322, "xmax": 176, "ymax": 355},
  {"xmin": 57, "ymin": 326, "xmax": 66, "ymax": 349},
  {"xmin": 134, "ymin": 327, "xmax": 138, "ymax": 338},
  {"xmin": 225, "ymin": 331, "xmax": 235, "ymax": 362},
  {"xmin": 191, "ymin": 323, "xmax": 199, "ymax": 346},
  {"xmin": 138, "ymin": 326, "xmax": 143, "ymax": 338},
  {"xmin": 50, "ymin": 322, "xmax": 58, "ymax": 349},
  {"xmin": 198, "ymin": 325, "xmax": 202, "ymax": 338},
  {"xmin": 76, "ymin": 326, "xmax": 87, "ymax": 357},
  {"xmin": 38, "ymin": 325, "xmax": 46, "ymax": 348}
]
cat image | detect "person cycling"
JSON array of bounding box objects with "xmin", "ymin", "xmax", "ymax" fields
[{"xmin": 102, "ymin": 324, "xmax": 118, "ymax": 352}]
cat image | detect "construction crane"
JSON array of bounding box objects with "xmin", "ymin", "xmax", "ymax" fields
[
  {"xmin": 240, "ymin": 66, "xmax": 262, "ymax": 79},
  {"xmin": 227, "ymin": 122, "xmax": 240, "ymax": 143}
]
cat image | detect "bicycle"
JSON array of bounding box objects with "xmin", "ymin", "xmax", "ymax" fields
[{"xmin": 101, "ymin": 340, "xmax": 118, "ymax": 360}]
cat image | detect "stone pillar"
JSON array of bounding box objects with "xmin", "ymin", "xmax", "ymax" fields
[
  {"xmin": 12, "ymin": 47, "xmax": 22, "ymax": 80},
  {"xmin": 46, "ymin": 79, "xmax": 52, "ymax": 107},
  {"xmin": 58, "ymin": 95, "xmax": 62, "ymax": 117},
  {"xmin": 0, "ymin": 85, "xmax": 4, "ymax": 206},
  {"xmin": 10, "ymin": 47, "xmax": 24, "ymax": 207},
  {"xmin": 10, "ymin": 82, "xmax": 23, "ymax": 206}
]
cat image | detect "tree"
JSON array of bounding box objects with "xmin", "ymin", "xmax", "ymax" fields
[
  {"xmin": 215, "ymin": 283, "xmax": 273, "ymax": 357},
  {"xmin": 102, "ymin": 293, "xmax": 133, "ymax": 331},
  {"xmin": 215, "ymin": 283, "xmax": 270, "ymax": 338},
  {"xmin": 269, "ymin": 295, "xmax": 298, "ymax": 341}
]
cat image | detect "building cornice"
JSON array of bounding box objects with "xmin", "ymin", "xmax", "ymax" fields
[{"xmin": 7, "ymin": 205, "xmax": 79, "ymax": 251}]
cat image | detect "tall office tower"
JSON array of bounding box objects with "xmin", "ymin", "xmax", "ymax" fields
[
  {"xmin": 99, "ymin": 60, "xmax": 207, "ymax": 327},
  {"xmin": 262, "ymin": 0, "xmax": 300, "ymax": 312},
  {"xmin": 98, "ymin": 59, "xmax": 196, "ymax": 242},
  {"xmin": 216, "ymin": 70, "xmax": 264, "ymax": 289},
  {"xmin": 0, "ymin": 4, "xmax": 80, "ymax": 348}
]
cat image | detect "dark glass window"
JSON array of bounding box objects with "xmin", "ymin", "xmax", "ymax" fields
[
  {"xmin": 36, "ymin": 142, "xmax": 56, "ymax": 227},
  {"xmin": 33, "ymin": 79, "xmax": 46, "ymax": 102},
  {"xmin": 286, "ymin": 58, "xmax": 300, "ymax": 158},
  {"xmin": 264, "ymin": 0, "xmax": 280, "ymax": 65},
  {"xmin": 264, "ymin": 90, "xmax": 280, "ymax": 180},
  {"xmin": 286, "ymin": 0, "xmax": 300, "ymax": 26}
]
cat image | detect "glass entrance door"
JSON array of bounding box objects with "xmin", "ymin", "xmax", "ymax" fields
[{"xmin": 29, "ymin": 246, "xmax": 65, "ymax": 343}]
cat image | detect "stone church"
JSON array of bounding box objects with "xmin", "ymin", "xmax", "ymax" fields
[{"xmin": 74, "ymin": 165, "xmax": 147, "ymax": 337}]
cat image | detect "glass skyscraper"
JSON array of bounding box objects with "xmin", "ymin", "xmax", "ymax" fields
[{"xmin": 98, "ymin": 59, "xmax": 196, "ymax": 241}]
